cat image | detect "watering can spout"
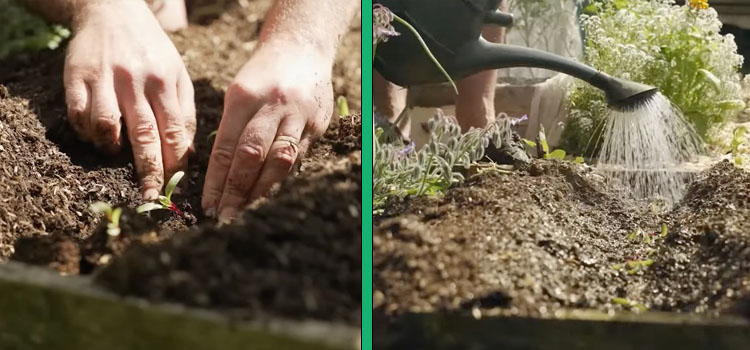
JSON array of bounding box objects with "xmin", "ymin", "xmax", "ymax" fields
[{"xmin": 457, "ymin": 40, "xmax": 659, "ymax": 110}]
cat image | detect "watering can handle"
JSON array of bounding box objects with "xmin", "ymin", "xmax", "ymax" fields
[{"xmin": 484, "ymin": 10, "xmax": 513, "ymax": 27}]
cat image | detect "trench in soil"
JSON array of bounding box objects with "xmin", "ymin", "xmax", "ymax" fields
[
  {"xmin": 374, "ymin": 159, "xmax": 750, "ymax": 320},
  {"xmin": 0, "ymin": 1, "xmax": 362, "ymax": 326}
]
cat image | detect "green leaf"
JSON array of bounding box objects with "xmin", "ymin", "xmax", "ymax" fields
[
  {"xmin": 539, "ymin": 125, "xmax": 549, "ymax": 155},
  {"xmin": 574, "ymin": 156, "xmax": 585, "ymax": 164},
  {"xmin": 136, "ymin": 203, "xmax": 164, "ymax": 214},
  {"xmin": 337, "ymin": 96, "xmax": 350, "ymax": 117},
  {"xmin": 522, "ymin": 139, "xmax": 537, "ymax": 147},
  {"xmin": 111, "ymin": 207, "xmax": 122, "ymax": 227},
  {"xmin": 164, "ymin": 171, "xmax": 185, "ymax": 201},
  {"xmin": 698, "ymin": 69, "xmax": 722, "ymax": 93},
  {"xmin": 89, "ymin": 201, "xmax": 112, "ymax": 214},
  {"xmin": 717, "ymin": 99, "xmax": 746, "ymax": 111},
  {"xmin": 158, "ymin": 196, "xmax": 170, "ymax": 207},
  {"xmin": 661, "ymin": 223, "xmax": 668, "ymax": 238},
  {"xmin": 548, "ymin": 149, "xmax": 566, "ymax": 160},
  {"xmin": 612, "ymin": 297, "xmax": 632, "ymax": 307}
]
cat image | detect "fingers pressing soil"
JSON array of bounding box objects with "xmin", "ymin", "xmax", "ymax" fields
[{"xmin": 96, "ymin": 154, "xmax": 362, "ymax": 326}]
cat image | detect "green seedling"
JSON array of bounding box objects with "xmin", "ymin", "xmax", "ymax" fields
[
  {"xmin": 207, "ymin": 130, "xmax": 218, "ymax": 141},
  {"xmin": 137, "ymin": 171, "xmax": 185, "ymax": 215},
  {"xmin": 337, "ymin": 95, "xmax": 350, "ymax": 117},
  {"xmin": 526, "ymin": 125, "xmax": 582, "ymax": 162},
  {"xmin": 731, "ymin": 126, "xmax": 747, "ymax": 165},
  {"xmin": 612, "ymin": 259, "xmax": 653, "ymax": 274},
  {"xmin": 612, "ymin": 297, "xmax": 648, "ymax": 312},
  {"xmin": 89, "ymin": 202, "xmax": 123, "ymax": 237}
]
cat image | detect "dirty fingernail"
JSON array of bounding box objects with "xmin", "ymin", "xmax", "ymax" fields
[
  {"xmin": 218, "ymin": 207, "xmax": 238, "ymax": 223},
  {"xmin": 143, "ymin": 188, "xmax": 159, "ymax": 201}
]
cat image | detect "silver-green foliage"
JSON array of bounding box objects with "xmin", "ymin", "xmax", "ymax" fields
[
  {"xmin": 373, "ymin": 112, "xmax": 511, "ymax": 208},
  {"xmin": 0, "ymin": 0, "xmax": 70, "ymax": 58}
]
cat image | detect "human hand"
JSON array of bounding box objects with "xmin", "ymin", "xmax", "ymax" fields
[
  {"xmin": 149, "ymin": 0, "xmax": 188, "ymax": 32},
  {"xmin": 64, "ymin": 0, "xmax": 196, "ymax": 200},
  {"xmin": 202, "ymin": 43, "xmax": 334, "ymax": 221}
]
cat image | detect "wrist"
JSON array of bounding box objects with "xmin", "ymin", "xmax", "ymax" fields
[
  {"xmin": 254, "ymin": 38, "xmax": 334, "ymax": 75},
  {"xmin": 69, "ymin": 0, "xmax": 149, "ymax": 30},
  {"xmin": 257, "ymin": 30, "xmax": 337, "ymax": 64}
]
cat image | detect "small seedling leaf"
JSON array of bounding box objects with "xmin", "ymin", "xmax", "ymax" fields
[
  {"xmin": 548, "ymin": 149, "xmax": 566, "ymax": 160},
  {"xmin": 136, "ymin": 203, "xmax": 164, "ymax": 214},
  {"xmin": 539, "ymin": 125, "xmax": 550, "ymax": 155},
  {"xmin": 661, "ymin": 223, "xmax": 668, "ymax": 238},
  {"xmin": 522, "ymin": 139, "xmax": 537, "ymax": 147},
  {"xmin": 207, "ymin": 130, "xmax": 218, "ymax": 141},
  {"xmin": 574, "ymin": 156, "xmax": 585, "ymax": 164},
  {"xmin": 89, "ymin": 201, "xmax": 111, "ymax": 214},
  {"xmin": 612, "ymin": 297, "xmax": 632, "ymax": 307},
  {"xmin": 164, "ymin": 171, "xmax": 185, "ymax": 200},
  {"xmin": 111, "ymin": 207, "xmax": 122, "ymax": 227},
  {"xmin": 337, "ymin": 95, "xmax": 349, "ymax": 117},
  {"xmin": 158, "ymin": 196, "xmax": 170, "ymax": 208}
]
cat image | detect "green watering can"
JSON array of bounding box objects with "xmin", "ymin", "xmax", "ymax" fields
[{"xmin": 374, "ymin": 0, "xmax": 658, "ymax": 110}]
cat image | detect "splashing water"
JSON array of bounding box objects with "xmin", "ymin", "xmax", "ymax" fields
[{"xmin": 596, "ymin": 93, "xmax": 702, "ymax": 204}]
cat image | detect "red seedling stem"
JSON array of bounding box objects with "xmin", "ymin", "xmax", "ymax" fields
[{"xmin": 169, "ymin": 202, "xmax": 182, "ymax": 215}]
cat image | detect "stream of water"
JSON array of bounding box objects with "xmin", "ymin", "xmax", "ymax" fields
[{"xmin": 595, "ymin": 93, "xmax": 702, "ymax": 204}]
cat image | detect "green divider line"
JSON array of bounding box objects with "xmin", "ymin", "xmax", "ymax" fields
[{"xmin": 361, "ymin": 2, "xmax": 373, "ymax": 350}]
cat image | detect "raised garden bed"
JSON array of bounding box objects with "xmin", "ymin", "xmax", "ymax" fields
[{"xmin": 373, "ymin": 159, "xmax": 750, "ymax": 346}]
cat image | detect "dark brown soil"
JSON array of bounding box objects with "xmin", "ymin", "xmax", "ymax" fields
[
  {"xmin": 97, "ymin": 154, "xmax": 362, "ymax": 325},
  {"xmin": 0, "ymin": 1, "xmax": 361, "ymax": 325},
  {"xmin": 374, "ymin": 159, "xmax": 750, "ymax": 319}
]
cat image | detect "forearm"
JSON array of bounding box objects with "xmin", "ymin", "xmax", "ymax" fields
[{"xmin": 258, "ymin": 0, "xmax": 360, "ymax": 61}]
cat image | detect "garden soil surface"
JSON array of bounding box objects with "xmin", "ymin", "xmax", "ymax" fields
[
  {"xmin": 374, "ymin": 160, "xmax": 750, "ymax": 320},
  {"xmin": 0, "ymin": 1, "xmax": 361, "ymax": 326}
]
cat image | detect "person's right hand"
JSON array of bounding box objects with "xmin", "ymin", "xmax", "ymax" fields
[{"xmin": 65, "ymin": 0, "xmax": 196, "ymax": 200}]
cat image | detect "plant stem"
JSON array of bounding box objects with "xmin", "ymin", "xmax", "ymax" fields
[{"xmin": 391, "ymin": 13, "xmax": 458, "ymax": 95}]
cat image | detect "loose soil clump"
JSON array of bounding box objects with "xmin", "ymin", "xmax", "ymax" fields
[
  {"xmin": 0, "ymin": 1, "xmax": 361, "ymax": 325},
  {"xmin": 98, "ymin": 155, "xmax": 362, "ymax": 325},
  {"xmin": 375, "ymin": 159, "xmax": 750, "ymax": 320}
]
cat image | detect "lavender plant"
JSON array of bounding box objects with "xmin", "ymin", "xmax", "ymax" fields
[
  {"xmin": 373, "ymin": 112, "xmax": 512, "ymax": 208},
  {"xmin": 564, "ymin": 0, "xmax": 745, "ymax": 155}
]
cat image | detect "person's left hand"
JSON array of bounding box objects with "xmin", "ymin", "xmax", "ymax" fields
[{"xmin": 202, "ymin": 42, "xmax": 333, "ymax": 221}]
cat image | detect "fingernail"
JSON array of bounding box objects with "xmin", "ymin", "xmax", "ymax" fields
[
  {"xmin": 205, "ymin": 207, "xmax": 216, "ymax": 218},
  {"xmin": 218, "ymin": 207, "xmax": 238, "ymax": 223},
  {"xmin": 143, "ymin": 189, "xmax": 159, "ymax": 201}
]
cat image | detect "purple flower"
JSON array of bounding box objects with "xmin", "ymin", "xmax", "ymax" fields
[
  {"xmin": 397, "ymin": 141, "xmax": 415, "ymax": 157},
  {"xmin": 373, "ymin": 4, "xmax": 400, "ymax": 44},
  {"xmin": 511, "ymin": 114, "xmax": 528, "ymax": 126}
]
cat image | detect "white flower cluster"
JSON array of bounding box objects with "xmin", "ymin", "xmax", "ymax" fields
[{"xmin": 565, "ymin": 0, "xmax": 745, "ymax": 152}]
